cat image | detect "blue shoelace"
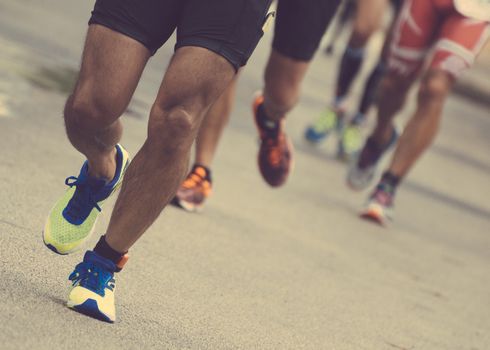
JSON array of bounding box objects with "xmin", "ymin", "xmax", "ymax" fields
[
  {"xmin": 64, "ymin": 176, "xmax": 102, "ymax": 221},
  {"xmin": 69, "ymin": 262, "xmax": 115, "ymax": 297}
]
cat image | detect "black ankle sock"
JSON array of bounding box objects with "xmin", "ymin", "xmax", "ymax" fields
[
  {"xmin": 192, "ymin": 163, "xmax": 212, "ymax": 183},
  {"xmin": 379, "ymin": 171, "xmax": 401, "ymax": 191},
  {"xmin": 94, "ymin": 235, "xmax": 126, "ymax": 266}
]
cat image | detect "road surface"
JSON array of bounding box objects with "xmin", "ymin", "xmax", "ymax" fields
[{"xmin": 0, "ymin": 1, "xmax": 489, "ymax": 349}]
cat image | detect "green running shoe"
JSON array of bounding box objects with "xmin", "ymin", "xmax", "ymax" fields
[
  {"xmin": 304, "ymin": 107, "xmax": 340, "ymax": 144},
  {"xmin": 43, "ymin": 144, "xmax": 130, "ymax": 255},
  {"xmin": 337, "ymin": 123, "xmax": 363, "ymax": 161}
]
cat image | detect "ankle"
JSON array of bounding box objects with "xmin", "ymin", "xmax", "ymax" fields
[
  {"xmin": 261, "ymin": 100, "xmax": 286, "ymax": 123},
  {"xmin": 378, "ymin": 171, "xmax": 401, "ymax": 193},
  {"xmin": 94, "ymin": 235, "xmax": 128, "ymax": 272},
  {"xmin": 87, "ymin": 147, "xmax": 117, "ymax": 181}
]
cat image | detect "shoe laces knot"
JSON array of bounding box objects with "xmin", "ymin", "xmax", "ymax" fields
[
  {"xmin": 64, "ymin": 176, "xmax": 102, "ymax": 217},
  {"xmin": 69, "ymin": 263, "xmax": 115, "ymax": 297}
]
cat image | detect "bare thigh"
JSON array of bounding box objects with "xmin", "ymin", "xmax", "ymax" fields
[
  {"xmin": 352, "ymin": 0, "xmax": 388, "ymax": 39},
  {"xmin": 70, "ymin": 24, "xmax": 151, "ymax": 128},
  {"xmin": 149, "ymin": 46, "xmax": 236, "ymax": 138}
]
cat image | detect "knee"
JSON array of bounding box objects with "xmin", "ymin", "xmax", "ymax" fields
[
  {"xmin": 147, "ymin": 103, "xmax": 200, "ymax": 150},
  {"xmin": 379, "ymin": 71, "xmax": 407, "ymax": 95},
  {"xmin": 350, "ymin": 23, "xmax": 377, "ymax": 47},
  {"xmin": 64, "ymin": 93, "xmax": 119, "ymax": 131},
  {"xmin": 418, "ymin": 72, "xmax": 452, "ymax": 103}
]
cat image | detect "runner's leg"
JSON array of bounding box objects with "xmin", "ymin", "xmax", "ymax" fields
[
  {"xmin": 370, "ymin": 0, "xmax": 440, "ymax": 146},
  {"xmin": 388, "ymin": 70, "xmax": 452, "ymax": 176},
  {"xmin": 104, "ymin": 47, "xmax": 236, "ymax": 252},
  {"xmin": 346, "ymin": 0, "xmax": 436, "ymax": 192},
  {"xmin": 263, "ymin": 50, "xmax": 310, "ymax": 121},
  {"xmin": 63, "ymin": 0, "xmax": 271, "ymax": 323},
  {"xmin": 64, "ymin": 25, "xmax": 150, "ymax": 180},
  {"xmin": 264, "ymin": 0, "xmax": 340, "ymax": 121},
  {"xmin": 355, "ymin": 4, "xmax": 400, "ymax": 120},
  {"xmin": 335, "ymin": 0, "xmax": 388, "ymax": 103},
  {"xmin": 195, "ymin": 76, "xmax": 239, "ymax": 167},
  {"xmin": 387, "ymin": 13, "xmax": 490, "ymax": 178},
  {"xmin": 255, "ymin": 0, "xmax": 340, "ymax": 187},
  {"xmin": 358, "ymin": 3, "xmax": 489, "ymax": 224},
  {"xmin": 171, "ymin": 65, "xmax": 239, "ymax": 212}
]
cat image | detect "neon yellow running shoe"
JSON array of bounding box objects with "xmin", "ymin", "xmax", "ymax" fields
[
  {"xmin": 337, "ymin": 123, "xmax": 363, "ymax": 161},
  {"xmin": 43, "ymin": 144, "xmax": 130, "ymax": 255},
  {"xmin": 67, "ymin": 251, "xmax": 117, "ymax": 323},
  {"xmin": 304, "ymin": 107, "xmax": 340, "ymax": 143}
]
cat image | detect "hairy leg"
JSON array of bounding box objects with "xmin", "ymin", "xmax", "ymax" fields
[
  {"xmin": 65, "ymin": 25, "xmax": 150, "ymax": 180},
  {"xmin": 388, "ymin": 69, "xmax": 453, "ymax": 177},
  {"xmin": 105, "ymin": 47, "xmax": 235, "ymax": 252},
  {"xmin": 263, "ymin": 49, "xmax": 309, "ymax": 121},
  {"xmin": 195, "ymin": 75, "xmax": 239, "ymax": 167}
]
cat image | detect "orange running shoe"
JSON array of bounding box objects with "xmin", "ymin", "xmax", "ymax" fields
[
  {"xmin": 253, "ymin": 95, "xmax": 293, "ymax": 187},
  {"xmin": 172, "ymin": 165, "xmax": 212, "ymax": 212}
]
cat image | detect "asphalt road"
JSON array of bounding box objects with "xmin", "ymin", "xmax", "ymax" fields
[{"xmin": 0, "ymin": 1, "xmax": 489, "ymax": 349}]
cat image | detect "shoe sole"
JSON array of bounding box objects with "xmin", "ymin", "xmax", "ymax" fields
[
  {"xmin": 67, "ymin": 299, "xmax": 114, "ymax": 323},
  {"xmin": 360, "ymin": 202, "xmax": 391, "ymax": 226},
  {"xmin": 360, "ymin": 210, "xmax": 385, "ymax": 226},
  {"xmin": 171, "ymin": 197, "xmax": 205, "ymax": 213}
]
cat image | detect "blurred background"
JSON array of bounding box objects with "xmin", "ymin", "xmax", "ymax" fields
[{"xmin": 0, "ymin": 1, "xmax": 489, "ymax": 349}]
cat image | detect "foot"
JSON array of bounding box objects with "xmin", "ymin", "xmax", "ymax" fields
[
  {"xmin": 172, "ymin": 165, "xmax": 212, "ymax": 212},
  {"xmin": 337, "ymin": 122, "xmax": 363, "ymax": 162},
  {"xmin": 304, "ymin": 106, "xmax": 343, "ymax": 144},
  {"xmin": 43, "ymin": 144, "xmax": 130, "ymax": 254},
  {"xmin": 67, "ymin": 251, "xmax": 117, "ymax": 323},
  {"xmin": 360, "ymin": 183, "xmax": 395, "ymax": 225},
  {"xmin": 346, "ymin": 128, "xmax": 398, "ymax": 191},
  {"xmin": 253, "ymin": 95, "xmax": 293, "ymax": 187}
]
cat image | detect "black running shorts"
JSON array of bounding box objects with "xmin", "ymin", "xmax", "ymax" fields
[
  {"xmin": 89, "ymin": 0, "xmax": 272, "ymax": 70},
  {"xmin": 272, "ymin": 0, "xmax": 341, "ymax": 61}
]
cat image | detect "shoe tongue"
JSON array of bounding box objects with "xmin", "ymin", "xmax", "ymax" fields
[
  {"xmin": 84, "ymin": 251, "xmax": 117, "ymax": 273},
  {"xmin": 86, "ymin": 176, "xmax": 108, "ymax": 190},
  {"xmin": 78, "ymin": 161, "xmax": 109, "ymax": 189}
]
